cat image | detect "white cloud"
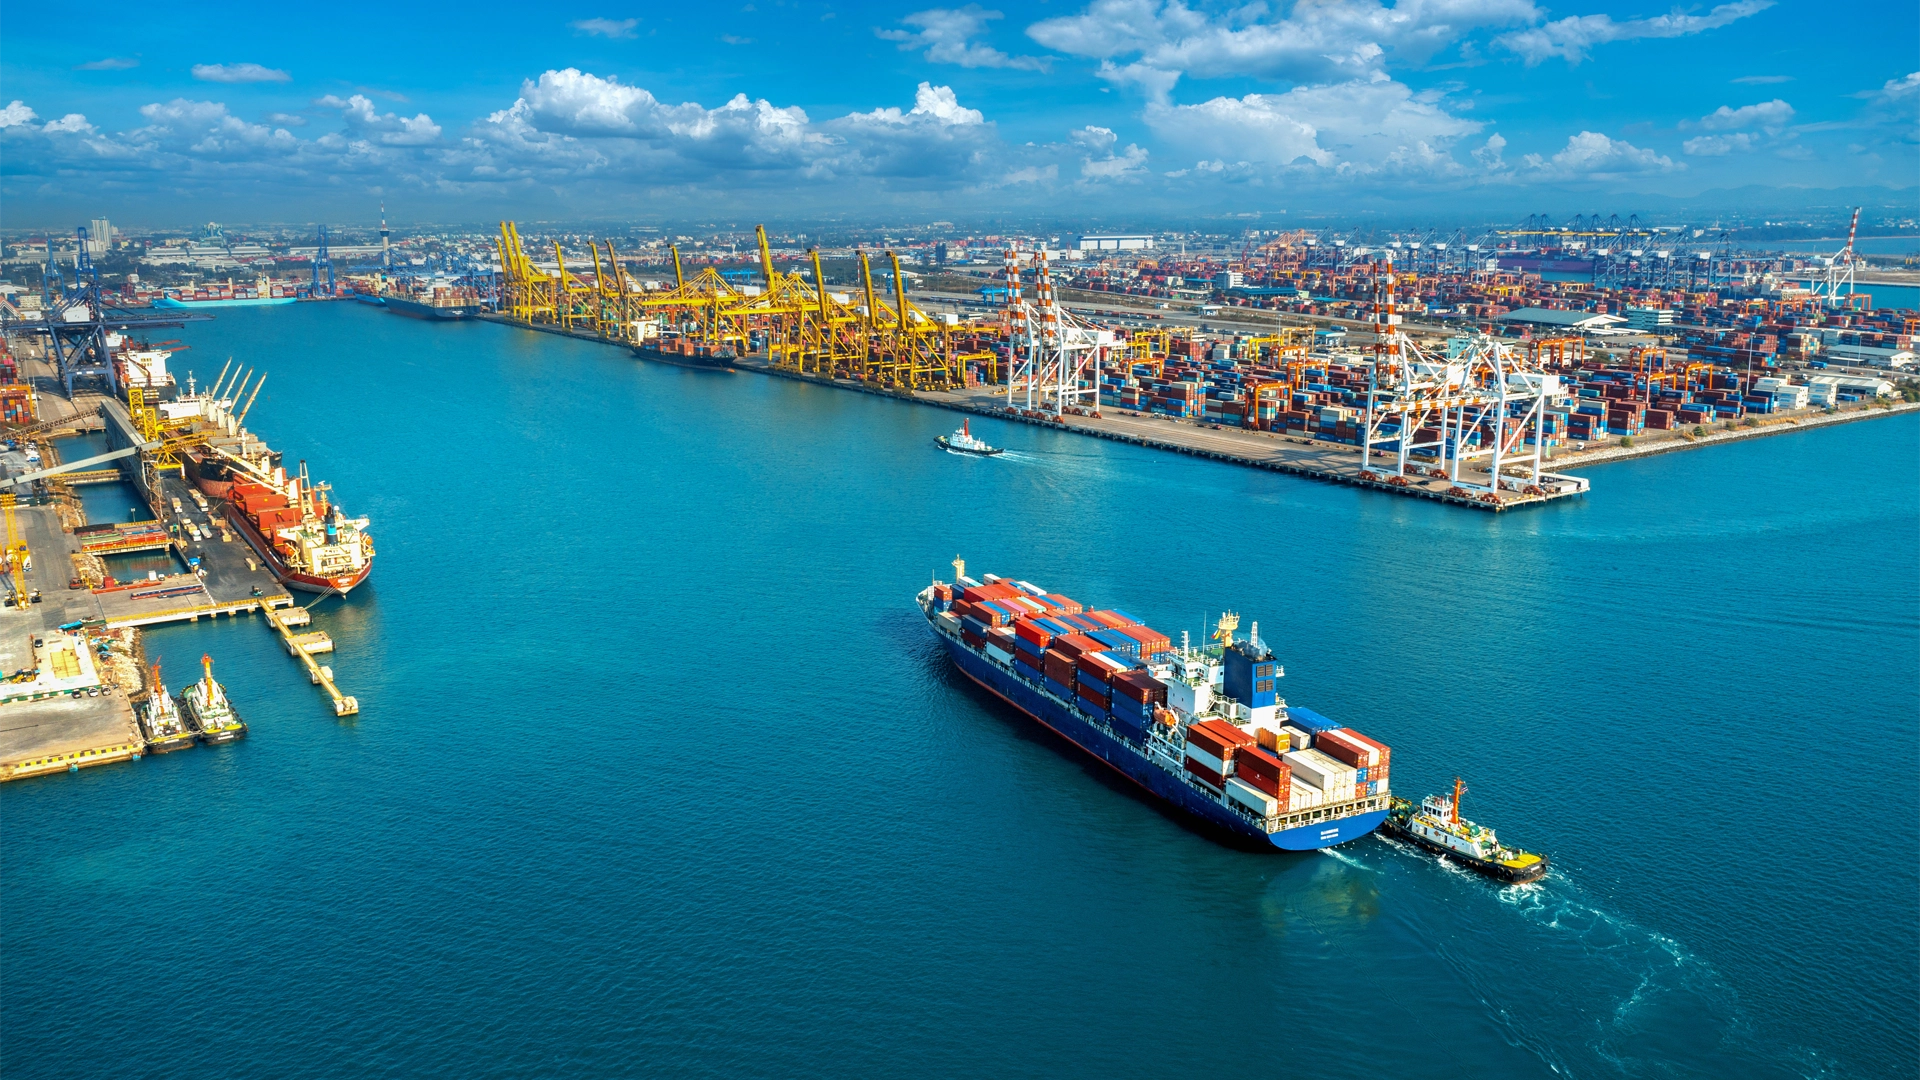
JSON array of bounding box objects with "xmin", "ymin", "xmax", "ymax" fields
[
  {"xmin": 1071, "ymin": 125, "xmax": 1150, "ymax": 180},
  {"xmin": 1496, "ymin": 0, "xmax": 1771, "ymax": 64},
  {"xmin": 1144, "ymin": 76, "xmax": 1481, "ymax": 177},
  {"xmin": 1694, "ymin": 98, "xmax": 1793, "ymax": 131},
  {"xmin": 470, "ymin": 70, "xmax": 999, "ymax": 186},
  {"xmin": 1682, "ymin": 133, "xmax": 1753, "ymax": 155},
  {"xmin": 1522, "ymin": 131, "xmax": 1677, "ymax": 178},
  {"xmin": 853, "ymin": 82, "xmax": 985, "ymax": 126},
  {"xmin": 317, "ymin": 94, "xmax": 443, "ymax": 145},
  {"xmin": 880, "ymin": 7, "xmax": 1050, "ymax": 70},
  {"xmin": 0, "ymin": 101, "xmax": 39, "ymax": 128},
  {"xmin": 1029, "ymin": 0, "xmax": 1540, "ymax": 93},
  {"xmin": 191, "ymin": 62, "xmax": 292, "ymax": 84},
  {"xmin": 76, "ymin": 57, "xmax": 138, "ymax": 71},
  {"xmin": 571, "ymin": 17, "xmax": 639, "ymax": 38},
  {"xmin": 1731, "ymin": 74, "xmax": 1791, "ymax": 85},
  {"xmin": 43, "ymin": 113, "xmax": 94, "ymax": 134},
  {"xmin": 1865, "ymin": 71, "xmax": 1919, "ymax": 113},
  {"xmin": 1472, "ymin": 132, "xmax": 1506, "ymax": 168}
]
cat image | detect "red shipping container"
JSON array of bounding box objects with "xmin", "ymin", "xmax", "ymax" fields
[
  {"xmin": 1013, "ymin": 620, "xmax": 1053, "ymax": 650},
  {"xmin": 961, "ymin": 582, "xmax": 1021, "ymax": 604},
  {"xmin": 1050, "ymin": 633, "xmax": 1105, "ymax": 659},
  {"xmin": 1111, "ymin": 670, "xmax": 1167, "ymax": 705},
  {"xmin": 1235, "ymin": 746, "xmax": 1292, "ymax": 796},
  {"xmin": 1043, "ymin": 649, "xmax": 1077, "ymax": 685},
  {"xmin": 1190, "ymin": 718, "xmax": 1256, "ymax": 754},
  {"xmin": 962, "ymin": 630, "xmax": 985, "ymax": 650},
  {"xmin": 1077, "ymin": 688, "xmax": 1110, "ymax": 712},
  {"xmin": 1184, "ymin": 758, "xmax": 1224, "ymax": 789},
  {"xmin": 1043, "ymin": 594, "xmax": 1084, "ymax": 614},
  {"xmin": 1085, "ymin": 609, "xmax": 1138, "ymax": 628},
  {"xmin": 1076, "ymin": 652, "xmax": 1129, "ymax": 682}
]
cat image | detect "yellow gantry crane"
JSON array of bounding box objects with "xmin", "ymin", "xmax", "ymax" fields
[
  {"xmin": 0, "ymin": 493, "xmax": 28, "ymax": 609},
  {"xmin": 492, "ymin": 221, "xmax": 991, "ymax": 392}
]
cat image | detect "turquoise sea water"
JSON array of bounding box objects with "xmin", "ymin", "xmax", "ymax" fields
[{"xmin": 4, "ymin": 304, "xmax": 1915, "ymax": 1079}]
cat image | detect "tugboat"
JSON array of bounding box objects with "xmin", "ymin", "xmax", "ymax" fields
[
  {"xmin": 1382, "ymin": 778, "xmax": 1548, "ymax": 884},
  {"xmin": 179, "ymin": 653, "xmax": 246, "ymax": 744},
  {"xmin": 137, "ymin": 661, "xmax": 197, "ymax": 753},
  {"xmin": 934, "ymin": 419, "xmax": 1003, "ymax": 457}
]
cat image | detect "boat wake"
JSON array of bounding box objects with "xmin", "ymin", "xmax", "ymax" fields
[{"xmin": 1388, "ymin": 858, "xmax": 1824, "ymax": 1079}]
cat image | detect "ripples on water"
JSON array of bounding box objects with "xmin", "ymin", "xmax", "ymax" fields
[{"xmin": 2, "ymin": 305, "xmax": 1912, "ymax": 1080}]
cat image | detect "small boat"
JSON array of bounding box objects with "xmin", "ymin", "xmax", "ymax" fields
[
  {"xmin": 1382, "ymin": 778, "xmax": 1548, "ymax": 884},
  {"xmin": 138, "ymin": 662, "xmax": 197, "ymax": 753},
  {"xmin": 179, "ymin": 653, "xmax": 247, "ymax": 744},
  {"xmin": 935, "ymin": 419, "xmax": 1003, "ymax": 456}
]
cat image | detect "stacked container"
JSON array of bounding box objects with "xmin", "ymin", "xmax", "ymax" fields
[
  {"xmin": 1184, "ymin": 718, "xmax": 1254, "ymax": 790},
  {"xmin": 1284, "ymin": 747, "xmax": 1357, "ymax": 803},
  {"xmin": 1312, "ymin": 728, "xmax": 1391, "ymax": 796}
]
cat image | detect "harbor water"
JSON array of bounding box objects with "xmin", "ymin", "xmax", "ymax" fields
[{"xmin": 3, "ymin": 304, "xmax": 1914, "ymax": 1079}]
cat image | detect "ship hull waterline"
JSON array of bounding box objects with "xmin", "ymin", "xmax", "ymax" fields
[
  {"xmin": 933, "ymin": 630, "xmax": 1388, "ymax": 851},
  {"xmin": 631, "ymin": 344, "xmax": 735, "ymax": 372},
  {"xmin": 153, "ymin": 296, "xmax": 299, "ymax": 310}
]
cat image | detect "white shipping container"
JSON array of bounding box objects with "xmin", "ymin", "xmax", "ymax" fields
[
  {"xmin": 1279, "ymin": 725, "xmax": 1313, "ymax": 750},
  {"xmin": 1226, "ymin": 777, "xmax": 1279, "ymax": 816},
  {"xmin": 1184, "ymin": 742, "xmax": 1226, "ymax": 775},
  {"xmin": 1284, "ymin": 748, "xmax": 1357, "ymax": 791},
  {"xmin": 985, "ymin": 644, "xmax": 1014, "ymax": 666},
  {"xmin": 1289, "ymin": 779, "xmax": 1323, "ymax": 808}
]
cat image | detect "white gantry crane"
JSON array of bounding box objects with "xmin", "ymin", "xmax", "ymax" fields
[
  {"xmin": 1819, "ymin": 207, "xmax": 1862, "ymax": 308},
  {"xmin": 1001, "ymin": 244, "xmax": 1112, "ymax": 418},
  {"xmin": 1358, "ymin": 260, "xmax": 1567, "ymax": 499}
]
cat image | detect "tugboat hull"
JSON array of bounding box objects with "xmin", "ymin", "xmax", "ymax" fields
[
  {"xmin": 1381, "ymin": 819, "xmax": 1549, "ymax": 883},
  {"xmin": 934, "ymin": 435, "xmax": 1003, "ymax": 456}
]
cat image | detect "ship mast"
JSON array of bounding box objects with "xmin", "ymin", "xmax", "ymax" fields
[
  {"xmin": 1452, "ymin": 776, "xmax": 1466, "ymax": 825},
  {"xmin": 201, "ymin": 653, "xmax": 214, "ymax": 702}
]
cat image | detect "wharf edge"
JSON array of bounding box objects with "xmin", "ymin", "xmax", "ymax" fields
[{"xmin": 478, "ymin": 314, "xmax": 1918, "ymax": 510}]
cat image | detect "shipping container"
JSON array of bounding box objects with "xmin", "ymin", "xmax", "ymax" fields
[
  {"xmin": 1226, "ymin": 776, "xmax": 1281, "ymax": 817},
  {"xmin": 1284, "ymin": 748, "xmax": 1357, "ymax": 792}
]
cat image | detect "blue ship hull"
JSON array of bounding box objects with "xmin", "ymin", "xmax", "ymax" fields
[{"xmin": 934, "ymin": 628, "xmax": 1387, "ymax": 851}]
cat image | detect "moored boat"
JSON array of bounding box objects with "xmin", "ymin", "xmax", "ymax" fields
[
  {"xmin": 1381, "ymin": 779, "xmax": 1548, "ymax": 883},
  {"xmin": 921, "ymin": 562, "xmax": 1393, "ymax": 850},
  {"xmin": 137, "ymin": 662, "xmax": 197, "ymax": 753},
  {"xmin": 179, "ymin": 654, "xmax": 246, "ymax": 744}
]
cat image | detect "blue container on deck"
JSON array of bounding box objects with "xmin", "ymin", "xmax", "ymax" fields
[
  {"xmin": 962, "ymin": 616, "xmax": 990, "ymax": 639},
  {"xmin": 1045, "ymin": 677, "xmax": 1073, "ymax": 699},
  {"xmin": 1089, "ymin": 629, "xmax": 1140, "ymax": 657},
  {"xmin": 1284, "ymin": 705, "xmax": 1339, "ymax": 732},
  {"xmin": 1109, "ymin": 711, "xmax": 1147, "ymax": 742},
  {"xmin": 1106, "ymin": 608, "xmax": 1144, "ymax": 626},
  {"xmin": 1015, "ymin": 656, "xmax": 1044, "ymax": 681},
  {"xmin": 1014, "ymin": 636, "xmax": 1044, "ymax": 661}
]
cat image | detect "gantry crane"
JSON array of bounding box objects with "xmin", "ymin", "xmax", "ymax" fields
[{"xmin": 0, "ymin": 494, "xmax": 29, "ymax": 609}]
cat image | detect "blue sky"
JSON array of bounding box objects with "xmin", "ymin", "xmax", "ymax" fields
[{"xmin": 1, "ymin": 0, "xmax": 1914, "ymax": 225}]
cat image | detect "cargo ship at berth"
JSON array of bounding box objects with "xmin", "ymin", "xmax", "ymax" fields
[
  {"xmin": 631, "ymin": 332, "xmax": 736, "ymax": 371},
  {"xmin": 165, "ymin": 371, "xmax": 373, "ymax": 594},
  {"xmin": 920, "ymin": 562, "xmax": 1392, "ymax": 850}
]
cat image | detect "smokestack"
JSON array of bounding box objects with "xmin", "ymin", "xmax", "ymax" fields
[{"xmin": 380, "ymin": 203, "xmax": 391, "ymax": 269}]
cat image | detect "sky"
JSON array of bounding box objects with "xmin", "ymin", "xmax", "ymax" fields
[{"xmin": 1, "ymin": 0, "xmax": 1915, "ymax": 227}]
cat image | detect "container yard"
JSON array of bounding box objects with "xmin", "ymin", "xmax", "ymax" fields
[{"xmin": 476, "ymin": 218, "xmax": 1916, "ymax": 509}]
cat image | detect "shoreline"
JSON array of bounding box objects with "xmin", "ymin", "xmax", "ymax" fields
[{"xmin": 477, "ymin": 314, "xmax": 1915, "ymax": 506}]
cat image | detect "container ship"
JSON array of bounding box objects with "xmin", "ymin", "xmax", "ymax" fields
[
  {"xmin": 383, "ymin": 278, "xmax": 483, "ymax": 320},
  {"xmin": 920, "ymin": 563, "xmax": 1392, "ymax": 850},
  {"xmin": 163, "ymin": 375, "xmax": 374, "ymax": 594},
  {"xmin": 153, "ymin": 278, "xmax": 301, "ymax": 308},
  {"xmin": 631, "ymin": 332, "xmax": 736, "ymax": 371}
]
